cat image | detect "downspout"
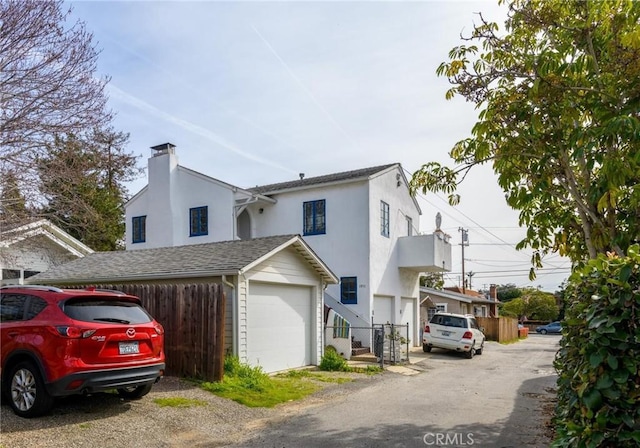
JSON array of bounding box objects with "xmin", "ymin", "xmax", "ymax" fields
[{"xmin": 222, "ymin": 275, "xmax": 237, "ymax": 357}]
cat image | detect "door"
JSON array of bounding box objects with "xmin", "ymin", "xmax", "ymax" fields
[
  {"xmin": 373, "ymin": 295, "xmax": 393, "ymax": 325},
  {"xmin": 246, "ymin": 282, "xmax": 312, "ymax": 373},
  {"xmin": 400, "ymin": 297, "xmax": 416, "ymax": 346}
]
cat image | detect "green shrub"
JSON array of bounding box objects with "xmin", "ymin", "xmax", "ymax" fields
[
  {"xmin": 553, "ymin": 245, "xmax": 640, "ymax": 447},
  {"xmin": 319, "ymin": 348, "xmax": 349, "ymax": 372}
]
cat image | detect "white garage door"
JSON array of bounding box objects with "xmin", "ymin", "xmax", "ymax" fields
[
  {"xmin": 373, "ymin": 295, "xmax": 393, "ymax": 325},
  {"xmin": 400, "ymin": 298, "xmax": 416, "ymax": 346},
  {"xmin": 247, "ymin": 282, "xmax": 312, "ymax": 373}
]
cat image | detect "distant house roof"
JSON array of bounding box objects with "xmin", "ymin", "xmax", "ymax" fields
[
  {"xmin": 28, "ymin": 235, "xmax": 338, "ymax": 285},
  {"xmin": 0, "ymin": 219, "xmax": 94, "ymax": 257},
  {"xmin": 248, "ymin": 163, "xmax": 399, "ymax": 195},
  {"xmin": 421, "ymin": 286, "xmax": 498, "ymax": 306}
]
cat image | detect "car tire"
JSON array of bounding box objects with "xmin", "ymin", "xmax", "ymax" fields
[
  {"xmin": 422, "ymin": 344, "xmax": 432, "ymax": 353},
  {"xmin": 117, "ymin": 383, "xmax": 153, "ymax": 399},
  {"xmin": 465, "ymin": 343, "xmax": 475, "ymax": 359},
  {"xmin": 540, "ymin": 329, "xmax": 548, "ymax": 335},
  {"xmin": 8, "ymin": 361, "xmax": 54, "ymax": 418},
  {"xmin": 476, "ymin": 342, "xmax": 484, "ymax": 355}
]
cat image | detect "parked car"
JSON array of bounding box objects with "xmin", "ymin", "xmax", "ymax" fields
[
  {"xmin": 422, "ymin": 313, "xmax": 485, "ymax": 359},
  {"xmin": 0, "ymin": 285, "xmax": 165, "ymax": 418},
  {"xmin": 535, "ymin": 321, "xmax": 562, "ymax": 334}
]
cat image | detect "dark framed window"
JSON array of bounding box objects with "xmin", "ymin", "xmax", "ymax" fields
[
  {"xmin": 380, "ymin": 201, "xmax": 390, "ymax": 237},
  {"xmin": 303, "ymin": 199, "xmax": 326, "ymax": 235},
  {"xmin": 190, "ymin": 206, "xmax": 208, "ymax": 237},
  {"xmin": 340, "ymin": 277, "xmax": 357, "ymax": 304},
  {"xmin": 132, "ymin": 216, "xmax": 146, "ymax": 243}
]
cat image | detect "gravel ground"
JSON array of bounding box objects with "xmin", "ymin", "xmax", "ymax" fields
[{"xmin": 0, "ymin": 373, "xmax": 380, "ymax": 448}]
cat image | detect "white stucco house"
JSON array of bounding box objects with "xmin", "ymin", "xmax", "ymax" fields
[
  {"xmin": 0, "ymin": 219, "xmax": 94, "ymax": 286},
  {"xmin": 125, "ymin": 143, "xmax": 452, "ymax": 347}
]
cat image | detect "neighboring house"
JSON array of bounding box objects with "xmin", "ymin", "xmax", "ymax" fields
[
  {"xmin": 125, "ymin": 144, "xmax": 452, "ymax": 346},
  {"xmin": 0, "ymin": 219, "xmax": 93, "ymax": 286},
  {"xmin": 420, "ymin": 285, "xmax": 500, "ymax": 329},
  {"xmin": 28, "ymin": 234, "xmax": 337, "ymax": 373}
]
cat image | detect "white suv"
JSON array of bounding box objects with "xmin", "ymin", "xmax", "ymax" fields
[{"xmin": 422, "ymin": 313, "xmax": 485, "ymax": 358}]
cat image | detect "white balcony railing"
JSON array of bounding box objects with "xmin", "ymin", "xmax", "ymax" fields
[{"xmin": 397, "ymin": 232, "xmax": 452, "ymax": 272}]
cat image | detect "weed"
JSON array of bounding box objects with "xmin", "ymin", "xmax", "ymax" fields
[
  {"xmin": 153, "ymin": 397, "xmax": 207, "ymax": 408},
  {"xmin": 319, "ymin": 349, "xmax": 349, "ymax": 372}
]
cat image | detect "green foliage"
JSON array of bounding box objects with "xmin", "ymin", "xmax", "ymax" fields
[
  {"xmin": 153, "ymin": 397, "xmax": 207, "ymax": 408},
  {"xmin": 500, "ymin": 289, "xmax": 558, "ymax": 321},
  {"xmin": 319, "ymin": 348, "xmax": 350, "ymax": 372},
  {"xmin": 553, "ymin": 245, "xmax": 640, "ymax": 447},
  {"xmin": 202, "ymin": 356, "xmax": 318, "ymax": 407},
  {"xmin": 420, "ymin": 273, "xmax": 444, "ymax": 290},
  {"xmin": 38, "ymin": 129, "xmax": 141, "ymax": 251},
  {"xmin": 412, "ymin": 0, "xmax": 640, "ymax": 268},
  {"xmin": 496, "ymin": 284, "xmax": 522, "ymax": 302}
]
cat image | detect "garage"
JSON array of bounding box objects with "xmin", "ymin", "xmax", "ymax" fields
[{"xmin": 246, "ymin": 282, "xmax": 313, "ymax": 373}]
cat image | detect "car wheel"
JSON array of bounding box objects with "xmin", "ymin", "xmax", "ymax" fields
[
  {"xmin": 8, "ymin": 361, "xmax": 54, "ymax": 418},
  {"xmin": 465, "ymin": 343, "xmax": 475, "ymax": 359},
  {"xmin": 117, "ymin": 383, "xmax": 153, "ymax": 399},
  {"xmin": 540, "ymin": 329, "xmax": 548, "ymax": 335},
  {"xmin": 476, "ymin": 342, "xmax": 484, "ymax": 355},
  {"xmin": 422, "ymin": 344, "xmax": 432, "ymax": 353}
]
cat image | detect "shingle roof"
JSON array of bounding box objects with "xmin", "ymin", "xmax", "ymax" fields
[
  {"xmin": 28, "ymin": 235, "xmax": 334, "ymax": 284},
  {"xmin": 248, "ymin": 163, "xmax": 398, "ymax": 195}
]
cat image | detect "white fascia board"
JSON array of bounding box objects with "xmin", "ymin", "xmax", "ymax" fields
[
  {"xmin": 256, "ymin": 177, "xmax": 372, "ymax": 196},
  {"xmin": 420, "ymin": 287, "xmax": 473, "ymax": 304},
  {"xmin": 368, "ymin": 164, "xmax": 422, "ymax": 215},
  {"xmin": 125, "ymin": 185, "xmax": 148, "ymax": 208},
  {"xmin": 1, "ymin": 220, "xmax": 93, "ymax": 256}
]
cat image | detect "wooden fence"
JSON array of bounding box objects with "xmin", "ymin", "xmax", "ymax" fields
[
  {"xmin": 477, "ymin": 316, "xmax": 518, "ymax": 342},
  {"xmin": 84, "ymin": 283, "xmax": 225, "ymax": 382}
]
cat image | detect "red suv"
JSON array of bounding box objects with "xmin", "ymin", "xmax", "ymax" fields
[{"xmin": 1, "ymin": 285, "xmax": 165, "ymax": 417}]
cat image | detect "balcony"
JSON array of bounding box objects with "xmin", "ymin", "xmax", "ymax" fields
[{"xmin": 397, "ymin": 231, "xmax": 452, "ymax": 272}]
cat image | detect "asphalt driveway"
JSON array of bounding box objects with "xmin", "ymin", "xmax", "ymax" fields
[{"xmin": 230, "ymin": 334, "xmax": 560, "ymax": 448}]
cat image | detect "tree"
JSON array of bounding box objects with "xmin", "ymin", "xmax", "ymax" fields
[
  {"xmin": 495, "ymin": 283, "xmax": 522, "ymax": 302},
  {"xmin": 0, "ymin": 170, "xmax": 30, "ymax": 226},
  {"xmin": 0, "ymin": 0, "xmax": 112, "ymax": 225},
  {"xmin": 500, "ymin": 289, "xmax": 558, "ymax": 320},
  {"xmin": 38, "ymin": 129, "xmax": 140, "ymax": 251},
  {"xmin": 411, "ymin": 0, "xmax": 640, "ymax": 274},
  {"xmin": 420, "ymin": 272, "xmax": 444, "ymax": 290}
]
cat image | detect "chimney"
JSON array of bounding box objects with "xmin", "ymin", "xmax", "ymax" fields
[
  {"xmin": 489, "ymin": 284, "xmax": 498, "ymax": 302},
  {"xmin": 299, "ymin": 173, "xmax": 305, "ymax": 180},
  {"xmin": 151, "ymin": 142, "xmax": 176, "ymax": 157}
]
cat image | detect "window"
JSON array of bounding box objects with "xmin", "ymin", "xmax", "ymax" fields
[
  {"xmin": 406, "ymin": 216, "xmax": 413, "ymax": 236},
  {"xmin": 303, "ymin": 200, "xmax": 326, "ymax": 235},
  {"xmin": 340, "ymin": 277, "xmax": 357, "ymax": 304},
  {"xmin": 380, "ymin": 201, "xmax": 390, "ymax": 237},
  {"xmin": 132, "ymin": 216, "xmax": 146, "ymax": 243},
  {"xmin": 190, "ymin": 206, "xmax": 208, "ymax": 237},
  {"xmin": 0, "ymin": 294, "xmax": 26, "ymax": 322}
]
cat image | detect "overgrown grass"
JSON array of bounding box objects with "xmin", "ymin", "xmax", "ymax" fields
[
  {"xmin": 277, "ymin": 369, "xmax": 353, "ymax": 384},
  {"xmin": 319, "ymin": 347, "xmax": 383, "ymax": 375},
  {"xmin": 200, "ymin": 356, "xmax": 319, "ymax": 408},
  {"xmin": 153, "ymin": 397, "xmax": 207, "ymax": 408}
]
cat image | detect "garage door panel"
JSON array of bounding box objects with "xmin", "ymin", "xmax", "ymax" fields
[{"xmin": 247, "ymin": 283, "xmax": 312, "ymax": 373}]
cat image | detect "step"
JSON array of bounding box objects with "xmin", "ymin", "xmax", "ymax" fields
[{"xmin": 351, "ymin": 347, "xmax": 372, "ymax": 357}]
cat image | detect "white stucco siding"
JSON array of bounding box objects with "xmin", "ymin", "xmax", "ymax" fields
[
  {"xmin": 238, "ymin": 248, "xmax": 324, "ymax": 370},
  {"xmin": 249, "ymin": 183, "xmax": 371, "ymax": 321},
  {"xmin": 125, "ymin": 155, "xmax": 238, "ymax": 250},
  {"xmin": 368, "ymin": 168, "xmax": 422, "ymax": 326}
]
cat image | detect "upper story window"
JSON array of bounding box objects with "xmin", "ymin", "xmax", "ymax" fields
[
  {"xmin": 303, "ymin": 199, "xmax": 326, "ymax": 235},
  {"xmin": 340, "ymin": 277, "xmax": 357, "ymax": 304},
  {"xmin": 132, "ymin": 216, "xmax": 146, "ymax": 243},
  {"xmin": 190, "ymin": 206, "xmax": 208, "ymax": 237},
  {"xmin": 406, "ymin": 216, "xmax": 413, "ymax": 236},
  {"xmin": 380, "ymin": 201, "xmax": 390, "ymax": 237}
]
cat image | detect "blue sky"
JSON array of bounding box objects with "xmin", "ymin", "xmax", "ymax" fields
[{"xmin": 68, "ymin": 0, "xmax": 571, "ymax": 292}]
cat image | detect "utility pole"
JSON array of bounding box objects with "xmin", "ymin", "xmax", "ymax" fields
[
  {"xmin": 458, "ymin": 227, "xmax": 469, "ymax": 294},
  {"xmin": 466, "ymin": 271, "xmax": 475, "ymax": 290}
]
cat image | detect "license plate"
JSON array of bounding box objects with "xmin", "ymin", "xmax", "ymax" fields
[
  {"xmin": 441, "ymin": 331, "xmax": 451, "ymax": 337},
  {"xmin": 119, "ymin": 341, "xmax": 139, "ymax": 355}
]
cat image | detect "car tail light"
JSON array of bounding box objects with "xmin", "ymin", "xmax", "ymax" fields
[
  {"xmin": 424, "ymin": 325, "xmax": 430, "ymax": 333},
  {"xmin": 154, "ymin": 323, "xmax": 164, "ymax": 335},
  {"xmin": 55, "ymin": 326, "xmax": 96, "ymax": 339},
  {"xmin": 462, "ymin": 331, "xmax": 473, "ymax": 339}
]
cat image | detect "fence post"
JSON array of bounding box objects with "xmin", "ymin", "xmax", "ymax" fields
[{"xmin": 405, "ymin": 323, "xmax": 410, "ymax": 364}]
